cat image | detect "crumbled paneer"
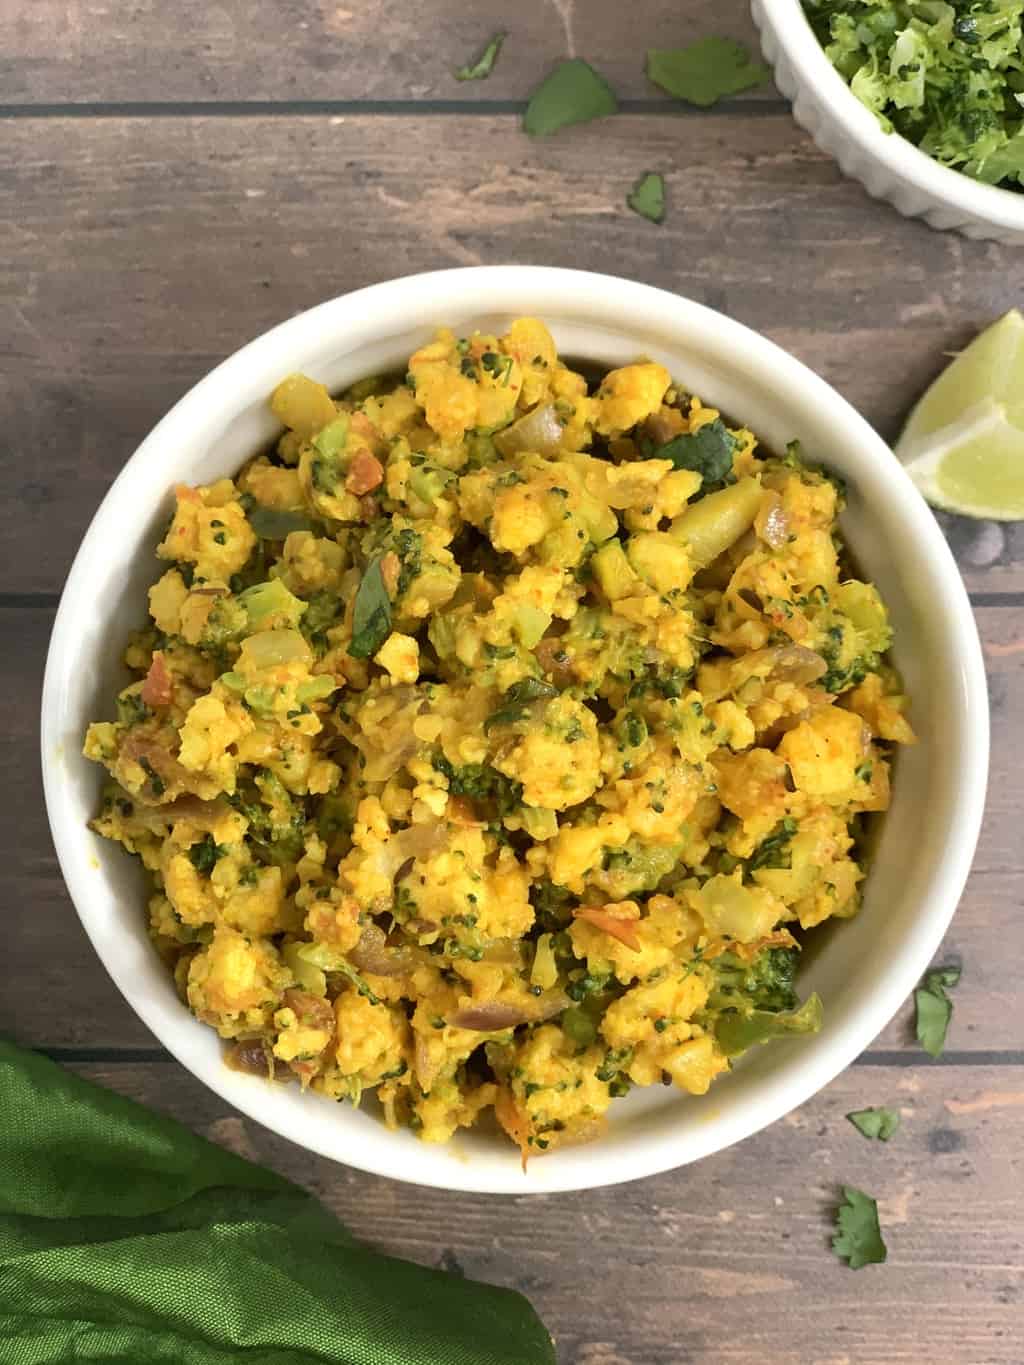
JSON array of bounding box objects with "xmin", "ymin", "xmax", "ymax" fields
[{"xmin": 84, "ymin": 317, "xmax": 913, "ymax": 1159}]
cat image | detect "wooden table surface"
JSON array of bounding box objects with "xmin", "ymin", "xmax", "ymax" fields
[{"xmin": 4, "ymin": 3, "xmax": 1023, "ymax": 1361}]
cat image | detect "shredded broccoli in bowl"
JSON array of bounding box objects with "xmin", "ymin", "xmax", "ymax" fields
[{"xmin": 803, "ymin": 0, "xmax": 1024, "ymax": 190}]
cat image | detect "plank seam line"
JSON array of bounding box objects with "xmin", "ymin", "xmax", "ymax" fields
[
  {"xmin": 37, "ymin": 1046, "xmax": 1024, "ymax": 1067},
  {"xmin": 0, "ymin": 97, "xmax": 787, "ymax": 120}
]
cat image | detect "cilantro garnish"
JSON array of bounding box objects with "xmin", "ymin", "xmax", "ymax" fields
[
  {"xmin": 832, "ymin": 1186, "xmax": 887, "ymax": 1269},
  {"xmin": 454, "ymin": 31, "xmax": 506, "ymax": 82},
  {"xmin": 653, "ymin": 416, "xmax": 738, "ymax": 494},
  {"xmin": 803, "ymin": 0, "xmax": 1024, "ymax": 190},
  {"xmin": 484, "ymin": 677, "xmax": 558, "ymax": 731},
  {"xmin": 915, "ymin": 962, "xmax": 961, "ymax": 1059},
  {"xmin": 524, "ymin": 58, "xmax": 619, "ymax": 137},
  {"xmin": 646, "ymin": 38, "xmax": 770, "ymax": 108},
  {"xmin": 627, "ymin": 171, "xmax": 665, "ymax": 224},
  {"xmin": 188, "ymin": 834, "xmax": 226, "ymax": 876},
  {"xmin": 348, "ymin": 557, "xmax": 391, "ymax": 660},
  {"xmin": 846, "ymin": 1107, "xmax": 900, "ymax": 1142}
]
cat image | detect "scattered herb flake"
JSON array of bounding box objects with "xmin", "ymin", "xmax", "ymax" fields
[
  {"xmin": 846, "ymin": 1107, "xmax": 901, "ymax": 1142},
  {"xmin": 647, "ymin": 38, "xmax": 770, "ymax": 109},
  {"xmin": 248, "ymin": 505, "xmax": 319, "ymax": 540},
  {"xmin": 188, "ymin": 834, "xmax": 226, "ymax": 876},
  {"xmin": 348, "ymin": 557, "xmax": 391, "ymax": 660},
  {"xmin": 627, "ymin": 171, "xmax": 666, "ymax": 223},
  {"xmin": 832, "ymin": 1186, "xmax": 887, "ymax": 1269},
  {"xmin": 915, "ymin": 985, "xmax": 953, "ymax": 1059},
  {"xmin": 524, "ymin": 58, "xmax": 619, "ymax": 138},
  {"xmin": 923, "ymin": 964, "xmax": 962, "ymax": 993},
  {"xmin": 455, "ymin": 31, "xmax": 506, "ymax": 82},
  {"xmin": 915, "ymin": 961, "xmax": 961, "ymax": 1059},
  {"xmin": 484, "ymin": 677, "xmax": 558, "ymax": 731}
]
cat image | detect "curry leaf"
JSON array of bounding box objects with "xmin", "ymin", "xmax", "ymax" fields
[
  {"xmin": 627, "ymin": 171, "xmax": 666, "ymax": 223},
  {"xmin": 524, "ymin": 58, "xmax": 619, "ymax": 137},
  {"xmin": 647, "ymin": 38, "xmax": 770, "ymax": 108},
  {"xmin": 846, "ymin": 1106, "xmax": 901, "ymax": 1141},
  {"xmin": 348, "ymin": 558, "xmax": 391, "ymax": 660},
  {"xmin": 654, "ymin": 417, "xmax": 738, "ymax": 492},
  {"xmin": 455, "ymin": 31, "xmax": 506, "ymax": 82},
  {"xmin": 832, "ymin": 1186, "xmax": 887, "ymax": 1269}
]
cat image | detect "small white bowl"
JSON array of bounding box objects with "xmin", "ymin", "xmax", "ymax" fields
[
  {"xmin": 753, "ymin": 0, "xmax": 1024, "ymax": 243},
  {"xmin": 41, "ymin": 267, "xmax": 988, "ymax": 1193}
]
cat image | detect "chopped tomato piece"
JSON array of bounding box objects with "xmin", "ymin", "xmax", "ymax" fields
[
  {"xmin": 573, "ymin": 906, "xmax": 642, "ymax": 952},
  {"xmin": 345, "ymin": 451, "xmax": 385, "ymax": 495},
  {"xmin": 140, "ymin": 651, "xmax": 173, "ymax": 707}
]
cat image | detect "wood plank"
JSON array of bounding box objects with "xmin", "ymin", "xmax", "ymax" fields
[
  {"xmin": 1, "ymin": 0, "xmax": 765, "ymax": 104},
  {"xmin": 4, "ymin": 113, "xmax": 1023, "ymax": 594},
  {"xmin": 7, "ymin": 607, "xmax": 1020, "ymax": 1049},
  {"xmin": 57, "ymin": 1057, "xmax": 1024, "ymax": 1364}
]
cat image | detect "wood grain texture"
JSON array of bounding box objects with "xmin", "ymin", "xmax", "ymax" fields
[
  {"xmin": 55, "ymin": 1057, "xmax": 1024, "ymax": 1365},
  {"xmin": 1, "ymin": 0, "xmax": 765, "ymax": 104},
  {"xmin": 6, "ymin": 607, "xmax": 1020, "ymax": 1050},
  {"xmin": 4, "ymin": 12, "xmax": 1024, "ymax": 1352},
  {"xmin": 4, "ymin": 113, "xmax": 1023, "ymax": 595}
]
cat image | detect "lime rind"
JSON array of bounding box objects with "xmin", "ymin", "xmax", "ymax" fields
[
  {"xmin": 897, "ymin": 310, "xmax": 1024, "ymax": 521},
  {"xmin": 896, "ymin": 309, "xmax": 1024, "ymax": 457}
]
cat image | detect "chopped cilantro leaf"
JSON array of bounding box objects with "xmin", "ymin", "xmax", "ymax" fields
[
  {"xmin": 627, "ymin": 171, "xmax": 665, "ymax": 223},
  {"xmin": 484, "ymin": 677, "xmax": 558, "ymax": 731},
  {"xmin": 803, "ymin": 0, "xmax": 1024, "ymax": 190},
  {"xmin": 915, "ymin": 960, "xmax": 961, "ymax": 1059},
  {"xmin": 646, "ymin": 38, "xmax": 770, "ymax": 109},
  {"xmin": 188, "ymin": 834, "xmax": 226, "ymax": 876},
  {"xmin": 248, "ymin": 505, "xmax": 319, "ymax": 540},
  {"xmin": 454, "ymin": 31, "xmax": 506, "ymax": 82},
  {"xmin": 524, "ymin": 58, "xmax": 619, "ymax": 137},
  {"xmin": 832, "ymin": 1186, "xmax": 887, "ymax": 1269},
  {"xmin": 846, "ymin": 1106, "xmax": 900, "ymax": 1141},
  {"xmin": 915, "ymin": 986, "xmax": 953, "ymax": 1060},
  {"xmin": 654, "ymin": 416, "xmax": 738, "ymax": 494},
  {"xmin": 348, "ymin": 557, "xmax": 391, "ymax": 660}
]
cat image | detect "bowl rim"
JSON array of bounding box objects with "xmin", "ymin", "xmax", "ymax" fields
[
  {"xmin": 41, "ymin": 265, "xmax": 990, "ymax": 1192},
  {"xmin": 756, "ymin": 0, "xmax": 1024, "ymax": 232}
]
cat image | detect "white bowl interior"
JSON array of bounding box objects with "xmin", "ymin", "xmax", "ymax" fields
[{"xmin": 42, "ymin": 267, "xmax": 988, "ymax": 1192}]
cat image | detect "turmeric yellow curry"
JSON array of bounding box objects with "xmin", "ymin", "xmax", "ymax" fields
[{"xmin": 84, "ymin": 318, "xmax": 915, "ymax": 1159}]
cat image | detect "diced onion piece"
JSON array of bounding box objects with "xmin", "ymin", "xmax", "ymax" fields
[
  {"xmin": 493, "ymin": 403, "xmax": 564, "ymax": 457},
  {"xmin": 531, "ymin": 933, "xmax": 558, "ymax": 990},
  {"xmin": 448, "ymin": 1003, "xmax": 531, "ymax": 1031},
  {"xmin": 349, "ymin": 922, "xmax": 416, "ymax": 977},
  {"xmin": 756, "ymin": 492, "xmax": 791, "ymax": 550}
]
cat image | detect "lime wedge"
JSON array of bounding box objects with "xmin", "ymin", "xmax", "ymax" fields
[
  {"xmin": 896, "ymin": 309, "xmax": 1024, "ymax": 520},
  {"xmin": 901, "ymin": 397, "xmax": 1024, "ymax": 519}
]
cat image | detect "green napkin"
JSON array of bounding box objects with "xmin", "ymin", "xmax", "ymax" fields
[{"xmin": 0, "ymin": 1040, "xmax": 555, "ymax": 1365}]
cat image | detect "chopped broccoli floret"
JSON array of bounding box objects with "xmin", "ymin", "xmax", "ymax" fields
[
  {"xmin": 709, "ymin": 946, "xmax": 800, "ymax": 1015},
  {"xmin": 433, "ymin": 756, "xmax": 523, "ymax": 817},
  {"xmin": 803, "ymin": 0, "xmax": 1024, "ymax": 190}
]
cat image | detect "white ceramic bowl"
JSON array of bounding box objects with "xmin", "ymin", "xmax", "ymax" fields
[
  {"xmin": 753, "ymin": 0, "xmax": 1024, "ymax": 243},
  {"xmin": 42, "ymin": 266, "xmax": 988, "ymax": 1193}
]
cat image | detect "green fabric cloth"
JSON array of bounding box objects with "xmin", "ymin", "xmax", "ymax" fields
[{"xmin": 0, "ymin": 1041, "xmax": 555, "ymax": 1365}]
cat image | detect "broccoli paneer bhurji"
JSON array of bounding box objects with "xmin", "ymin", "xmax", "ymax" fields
[{"xmin": 84, "ymin": 318, "xmax": 915, "ymax": 1161}]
